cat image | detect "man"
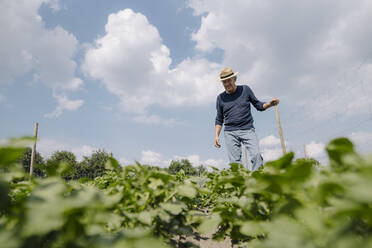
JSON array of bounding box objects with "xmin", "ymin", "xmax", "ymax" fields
[{"xmin": 214, "ymin": 67, "xmax": 279, "ymax": 171}]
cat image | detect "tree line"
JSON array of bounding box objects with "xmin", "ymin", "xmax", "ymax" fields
[{"xmin": 18, "ymin": 148, "xmax": 207, "ymax": 179}]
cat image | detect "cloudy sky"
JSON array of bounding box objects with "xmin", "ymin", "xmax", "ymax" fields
[{"xmin": 1, "ymin": 0, "xmax": 372, "ymax": 168}]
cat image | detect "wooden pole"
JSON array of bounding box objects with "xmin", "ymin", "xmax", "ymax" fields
[
  {"xmin": 275, "ymin": 105, "xmax": 286, "ymax": 155},
  {"xmin": 304, "ymin": 145, "xmax": 308, "ymax": 159},
  {"xmin": 30, "ymin": 123, "xmax": 38, "ymax": 176}
]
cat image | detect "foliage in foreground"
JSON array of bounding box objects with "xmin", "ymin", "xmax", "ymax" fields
[
  {"xmin": 0, "ymin": 137, "xmax": 371, "ymax": 248},
  {"xmin": 196, "ymin": 138, "xmax": 372, "ymax": 248}
]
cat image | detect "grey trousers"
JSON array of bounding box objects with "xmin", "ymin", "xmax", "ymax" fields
[{"xmin": 224, "ymin": 128, "xmax": 263, "ymax": 171}]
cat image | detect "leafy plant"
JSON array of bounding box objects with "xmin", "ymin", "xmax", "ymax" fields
[{"xmin": 1, "ymin": 137, "xmax": 371, "ymax": 248}]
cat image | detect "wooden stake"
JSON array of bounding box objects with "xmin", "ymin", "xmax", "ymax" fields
[
  {"xmin": 30, "ymin": 123, "xmax": 38, "ymax": 176},
  {"xmin": 275, "ymin": 105, "xmax": 286, "ymax": 155},
  {"xmin": 304, "ymin": 145, "xmax": 308, "ymax": 159}
]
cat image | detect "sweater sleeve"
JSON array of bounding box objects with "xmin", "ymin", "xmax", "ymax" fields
[
  {"xmin": 247, "ymin": 86, "xmax": 265, "ymax": 111},
  {"xmin": 215, "ymin": 95, "xmax": 224, "ymax": 125}
]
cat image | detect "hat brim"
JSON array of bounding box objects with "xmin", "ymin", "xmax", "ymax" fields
[{"xmin": 217, "ymin": 72, "xmax": 238, "ymax": 81}]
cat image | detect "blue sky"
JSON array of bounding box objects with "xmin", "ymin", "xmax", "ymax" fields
[{"xmin": 1, "ymin": 0, "xmax": 372, "ymax": 168}]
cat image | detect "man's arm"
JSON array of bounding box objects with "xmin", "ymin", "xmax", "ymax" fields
[
  {"xmin": 214, "ymin": 124, "xmax": 222, "ymax": 148},
  {"xmin": 214, "ymin": 95, "xmax": 223, "ymax": 148},
  {"xmin": 247, "ymin": 86, "xmax": 266, "ymax": 111},
  {"xmin": 263, "ymin": 98, "xmax": 280, "ymax": 110}
]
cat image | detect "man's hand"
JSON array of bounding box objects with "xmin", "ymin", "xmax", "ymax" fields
[
  {"xmin": 263, "ymin": 98, "xmax": 280, "ymax": 109},
  {"xmin": 214, "ymin": 136, "xmax": 221, "ymax": 148},
  {"xmin": 269, "ymin": 98, "xmax": 280, "ymax": 106},
  {"xmin": 214, "ymin": 124, "xmax": 222, "ymax": 148}
]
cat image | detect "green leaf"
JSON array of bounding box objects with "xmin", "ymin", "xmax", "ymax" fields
[
  {"xmin": 177, "ymin": 183, "xmax": 196, "ymax": 198},
  {"xmin": 0, "ymin": 137, "xmax": 34, "ymax": 167},
  {"xmin": 122, "ymin": 228, "xmax": 152, "ymax": 238},
  {"xmin": 158, "ymin": 210, "xmax": 171, "ymax": 223},
  {"xmin": 22, "ymin": 180, "xmax": 67, "ymax": 236},
  {"xmin": 295, "ymin": 207, "xmax": 324, "ymax": 233},
  {"xmin": 217, "ymin": 175, "xmax": 245, "ymax": 187},
  {"xmin": 138, "ymin": 211, "xmax": 153, "ymax": 225},
  {"xmin": 101, "ymin": 192, "xmax": 122, "ymax": 207},
  {"xmin": 0, "ymin": 229, "xmax": 19, "ymax": 248},
  {"xmin": 105, "ymin": 157, "xmax": 121, "ymax": 171},
  {"xmin": 198, "ymin": 213, "xmax": 222, "ymax": 234},
  {"xmin": 240, "ymin": 221, "xmax": 265, "ymax": 236},
  {"xmin": 265, "ymin": 152, "xmax": 294, "ymax": 169},
  {"xmin": 148, "ymin": 178, "xmax": 163, "ymax": 190},
  {"xmin": 286, "ymin": 161, "xmax": 313, "ymax": 182},
  {"xmin": 326, "ymin": 138, "xmax": 355, "ymax": 171},
  {"xmin": 150, "ymin": 171, "xmax": 174, "ymax": 183},
  {"xmin": 346, "ymin": 177, "xmax": 372, "ymax": 203},
  {"xmin": 0, "ymin": 180, "xmax": 12, "ymax": 213},
  {"xmin": 0, "ymin": 147, "xmax": 27, "ymax": 167},
  {"xmin": 114, "ymin": 237, "xmax": 169, "ymax": 248},
  {"xmin": 258, "ymin": 217, "xmax": 308, "ymax": 248},
  {"xmin": 161, "ymin": 202, "xmax": 184, "ymax": 215},
  {"xmin": 229, "ymin": 163, "xmax": 242, "ymax": 172}
]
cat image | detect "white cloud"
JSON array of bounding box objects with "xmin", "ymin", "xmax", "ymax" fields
[
  {"xmin": 174, "ymin": 154, "xmax": 226, "ymax": 169},
  {"xmin": 348, "ymin": 131, "xmax": 372, "ymax": 145},
  {"xmin": 119, "ymin": 157, "xmax": 132, "ymax": 166},
  {"xmin": 305, "ymin": 141, "xmax": 326, "ymax": 159},
  {"xmin": 140, "ymin": 149, "xmax": 227, "ymax": 169},
  {"xmin": 37, "ymin": 138, "xmax": 96, "ymax": 161},
  {"xmin": 259, "ymin": 135, "xmax": 281, "ymax": 147},
  {"xmin": 0, "ymin": 0, "xmax": 83, "ymax": 115},
  {"xmin": 261, "ymin": 148, "xmax": 283, "ymax": 162},
  {"xmin": 259, "ymin": 135, "xmax": 284, "ymax": 162},
  {"xmin": 175, "ymin": 154, "xmax": 202, "ymax": 166},
  {"xmin": 133, "ymin": 114, "xmax": 178, "ymax": 126},
  {"xmin": 141, "ymin": 150, "xmax": 170, "ymax": 167},
  {"xmin": 45, "ymin": 92, "xmax": 84, "ymax": 118},
  {"xmin": 72, "ymin": 145, "xmax": 97, "ymax": 161},
  {"xmin": 259, "ymin": 135, "xmax": 326, "ymax": 162},
  {"xmin": 82, "ymin": 8, "xmax": 222, "ymax": 119},
  {"xmin": 348, "ymin": 131, "xmax": 372, "ymax": 153},
  {"xmin": 82, "ymin": 3, "xmax": 372, "ymax": 125},
  {"xmin": 304, "ymin": 63, "xmax": 372, "ymax": 121},
  {"xmin": 203, "ymin": 158, "xmax": 226, "ymax": 169},
  {"xmin": 188, "ymin": 0, "xmax": 372, "ymax": 121},
  {"xmin": 45, "ymin": 0, "xmax": 60, "ymax": 11}
]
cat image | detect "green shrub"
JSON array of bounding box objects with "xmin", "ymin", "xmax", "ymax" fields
[
  {"xmin": 73, "ymin": 149, "xmax": 111, "ymax": 179},
  {"xmin": 168, "ymin": 159, "xmax": 197, "ymax": 176}
]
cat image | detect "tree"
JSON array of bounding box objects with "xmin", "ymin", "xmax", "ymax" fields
[
  {"xmin": 196, "ymin": 165, "xmax": 207, "ymax": 176},
  {"xmin": 73, "ymin": 149, "xmax": 111, "ymax": 179},
  {"xmin": 45, "ymin": 151, "xmax": 78, "ymax": 179},
  {"xmin": 17, "ymin": 147, "xmax": 45, "ymax": 177},
  {"xmin": 141, "ymin": 164, "xmax": 168, "ymax": 172},
  {"xmin": 168, "ymin": 159, "xmax": 197, "ymax": 176}
]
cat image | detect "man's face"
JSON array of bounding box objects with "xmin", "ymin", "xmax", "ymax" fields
[{"xmin": 222, "ymin": 77, "xmax": 236, "ymax": 94}]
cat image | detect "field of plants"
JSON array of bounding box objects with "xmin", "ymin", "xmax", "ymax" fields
[{"xmin": 1, "ymin": 137, "xmax": 372, "ymax": 248}]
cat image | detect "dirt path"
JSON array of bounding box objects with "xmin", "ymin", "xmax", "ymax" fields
[{"xmin": 173, "ymin": 232, "xmax": 232, "ymax": 248}]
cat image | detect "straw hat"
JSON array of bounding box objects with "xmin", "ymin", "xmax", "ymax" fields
[{"xmin": 218, "ymin": 67, "xmax": 238, "ymax": 81}]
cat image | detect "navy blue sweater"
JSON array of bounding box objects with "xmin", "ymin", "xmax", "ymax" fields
[{"xmin": 215, "ymin": 85, "xmax": 265, "ymax": 131}]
